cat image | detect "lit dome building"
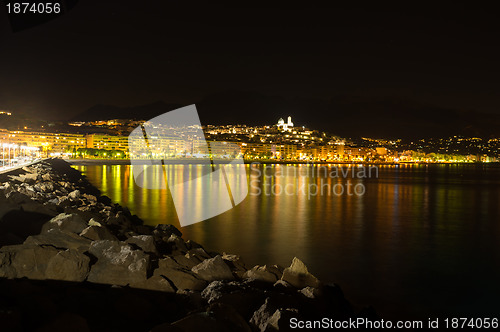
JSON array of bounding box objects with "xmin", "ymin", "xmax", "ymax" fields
[{"xmin": 277, "ymin": 116, "xmax": 294, "ymax": 131}]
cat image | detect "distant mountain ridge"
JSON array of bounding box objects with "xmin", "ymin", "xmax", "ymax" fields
[
  {"xmin": 71, "ymin": 101, "xmax": 182, "ymax": 122},
  {"xmin": 70, "ymin": 92, "xmax": 500, "ymax": 139}
]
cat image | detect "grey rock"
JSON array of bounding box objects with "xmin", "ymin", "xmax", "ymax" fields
[
  {"xmin": 200, "ymin": 280, "xmax": 227, "ymax": 303},
  {"xmin": 47, "ymin": 198, "xmax": 60, "ymax": 205},
  {"xmin": 125, "ymin": 235, "xmax": 157, "ymax": 253},
  {"xmin": 250, "ymin": 297, "xmax": 299, "ymax": 332},
  {"xmin": 299, "ymin": 286, "xmax": 319, "ymax": 299},
  {"xmin": 87, "ymin": 240, "xmax": 150, "ymax": 286},
  {"xmin": 172, "ymin": 253, "xmax": 203, "ymax": 269},
  {"xmin": 20, "ymin": 202, "xmax": 59, "ymax": 217},
  {"xmin": 158, "ymin": 256, "xmax": 184, "ymax": 269},
  {"xmin": 166, "ymin": 234, "xmax": 188, "ymax": 253},
  {"xmin": 106, "ymin": 212, "xmax": 131, "ymax": 228},
  {"xmin": 68, "ymin": 190, "xmax": 81, "ymax": 201},
  {"xmin": 22, "ymin": 185, "xmax": 37, "ymax": 197},
  {"xmin": 21, "ymin": 166, "xmax": 35, "ymax": 173},
  {"xmin": 34, "ymin": 182, "xmax": 55, "ymax": 193},
  {"xmin": 200, "ymin": 280, "xmax": 268, "ymax": 319},
  {"xmin": 41, "ymin": 213, "xmax": 88, "ymax": 234},
  {"xmin": 188, "ymin": 247, "xmax": 211, "ymax": 260},
  {"xmin": 9, "ymin": 173, "xmax": 38, "ymax": 183},
  {"xmin": 154, "ymin": 258, "xmax": 207, "ymax": 291},
  {"xmin": 185, "ymin": 239, "xmax": 204, "ymax": 250},
  {"xmin": 153, "ymin": 224, "xmax": 182, "ymax": 238},
  {"xmin": 0, "ymin": 244, "xmax": 59, "ymax": 279},
  {"xmin": 57, "ymin": 196, "xmax": 72, "ymax": 208},
  {"xmin": 281, "ymin": 257, "xmax": 320, "ymax": 289},
  {"xmin": 82, "ymin": 193, "xmax": 97, "ymax": 202},
  {"xmin": 7, "ymin": 175, "xmax": 23, "ymax": 182},
  {"xmin": 45, "ymin": 249, "xmax": 90, "ymax": 282},
  {"xmin": 273, "ymin": 280, "xmax": 294, "ymax": 291},
  {"xmin": 222, "ymin": 253, "xmax": 247, "ymax": 278},
  {"xmin": 244, "ymin": 265, "xmax": 280, "ymax": 283},
  {"xmin": 24, "ymin": 228, "xmax": 92, "ymax": 252},
  {"xmin": 88, "ymin": 218, "xmax": 102, "ymax": 227},
  {"xmin": 192, "ymin": 255, "xmax": 234, "ymax": 282},
  {"xmin": 80, "ymin": 225, "xmax": 118, "ymax": 241}
]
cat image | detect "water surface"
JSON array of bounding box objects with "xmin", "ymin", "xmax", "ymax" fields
[{"xmin": 73, "ymin": 163, "xmax": 500, "ymax": 319}]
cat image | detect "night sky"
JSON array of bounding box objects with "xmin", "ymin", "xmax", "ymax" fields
[{"xmin": 1, "ymin": 2, "xmax": 499, "ymax": 122}]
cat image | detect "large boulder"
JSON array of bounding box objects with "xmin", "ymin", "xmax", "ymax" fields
[
  {"xmin": 152, "ymin": 224, "xmax": 182, "ymax": 239},
  {"xmin": 200, "ymin": 280, "xmax": 268, "ymax": 319},
  {"xmin": 154, "ymin": 258, "xmax": 207, "ymax": 291},
  {"xmin": 125, "ymin": 235, "xmax": 157, "ymax": 253},
  {"xmin": 19, "ymin": 202, "xmax": 59, "ymax": 217},
  {"xmin": 281, "ymin": 257, "xmax": 320, "ymax": 289},
  {"xmin": 243, "ymin": 265, "xmax": 282, "ymax": 283},
  {"xmin": 0, "ymin": 244, "xmax": 59, "ymax": 279},
  {"xmin": 24, "ymin": 228, "xmax": 92, "ymax": 252},
  {"xmin": 250, "ymin": 297, "xmax": 300, "ymax": 332},
  {"xmin": 188, "ymin": 248, "xmax": 211, "ymax": 260},
  {"xmin": 166, "ymin": 234, "xmax": 188, "ymax": 253},
  {"xmin": 87, "ymin": 240, "xmax": 150, "ymax": 286},
  {"xmin": 222, "ymin": 253, "xmax": 247, "ymax": 272},
  {"xmin": 45, "ymin": 249, "xmax": 90, "ymax": 282},
  {"xmin": 41, "ymin": 213, "xmax": 88, "ymax": 234},
  {"xmin": 171, "ymin": 253, "xmax": 204, "ymax": 270},
  {"xmin": 80, "ymin": 225, "xmax": 118, "ymax": 241},
  {"xmin": 192, "ymin": 255, "xmax": 234, "ymax": 282},
  {"xmin": 105, "ymin": 212, "xmax": 132, "ymax": 228}
]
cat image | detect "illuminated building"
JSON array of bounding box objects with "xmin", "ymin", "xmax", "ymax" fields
[
  {"xmin": 1, "ymin": 131, "xmax": 86, "ymax": 153},
  {"xmin": 277, "ymin": 116, "xmax": 294, "ymax": 132},
  {"xmin": 85, "ymin": 134, "xmax": 129, "ymax": 153},
  {"xmin": 376, "ymin": 147, "xmax": 388, "ymax": 155}
]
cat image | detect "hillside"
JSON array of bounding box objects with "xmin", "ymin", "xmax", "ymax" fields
[{"xmin": 70, "ymin": 92, "xmax": 500, "ymax": 139}]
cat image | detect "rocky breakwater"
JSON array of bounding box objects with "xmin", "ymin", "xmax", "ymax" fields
[{"xmin": 0, "ymin": 159, "xmax": 375, "ymax": 331}]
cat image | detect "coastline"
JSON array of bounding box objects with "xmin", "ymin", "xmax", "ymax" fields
[
  {"xmin": 0, "ymin": 159, "xmax": 374, "ymax": 331},
  {"xmin": 65, "ymin": 158, "xmax": 492, "ymax": 166}
]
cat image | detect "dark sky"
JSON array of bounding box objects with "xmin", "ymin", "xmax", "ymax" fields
[{"xmin": 1, "ymin": 2, "xmax": 499, "ymax": 120}]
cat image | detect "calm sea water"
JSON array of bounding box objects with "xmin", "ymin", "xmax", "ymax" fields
[{"xmin": 73, "ymin": 163, "xmax": 500, "ymax": 319}]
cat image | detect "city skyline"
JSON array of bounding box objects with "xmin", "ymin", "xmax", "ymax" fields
[{"xmin": 1, "ymin": 112, "xmax": 499, "ymax": 163}]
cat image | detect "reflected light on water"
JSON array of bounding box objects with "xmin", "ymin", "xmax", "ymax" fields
[{"xmin": 73, "ymin": 163, "xmax": 500, "ymax": 320}]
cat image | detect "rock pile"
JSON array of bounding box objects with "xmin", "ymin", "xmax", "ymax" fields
[{"xmin": 0, "ymin": 159, "xmax": 375, "ymax": 331}]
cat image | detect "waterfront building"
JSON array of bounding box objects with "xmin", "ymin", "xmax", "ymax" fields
[
  {"xmin": 85, "ymin": 134, "xmax": 129, "ymax": 153},
  {"xmin": 0, "ymin": 130, "xmax": 86, "ymax": 154}
]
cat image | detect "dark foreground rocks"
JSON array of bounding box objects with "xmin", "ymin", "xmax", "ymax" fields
[{"xmin": 0, "ymin": 159, "xmax": 376, "ymax": 331}]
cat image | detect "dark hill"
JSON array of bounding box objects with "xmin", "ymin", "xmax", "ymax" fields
[
  {"xmin": 70, "ymin": 92, "xmax": 500, "ymax": 139},
  {"xmin": 71, "ymin": 101, "xmax": 182, "ymax": 122}
]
